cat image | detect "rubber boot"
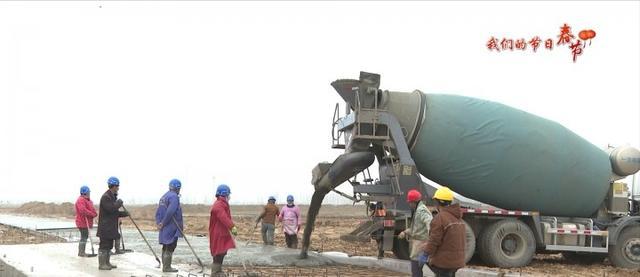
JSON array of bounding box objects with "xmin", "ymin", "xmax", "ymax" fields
[
  {"xmin": 162, "ymin": 250, "xmax": 179, "ymax": 272},
  {"xmin": 106, "ymin": 250, "xmax": 117, "ymax": 269},
  {"xmin": 113, "ymin": 238, "xmax": 125, "ymax": 254},
  {"xmin": 78, "ymin": 242, "xmax": 87, "ymax": 257},
  {"xmin": 211, "ymin": 263, "xmax": 222, "ymax": 276},
  {"xmin": 98, "ymin": 250, "xmax": 111, "ymax": 270}
]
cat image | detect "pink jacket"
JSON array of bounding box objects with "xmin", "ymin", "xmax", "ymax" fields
[
  {"xmin": 278, "ymin": 204, "xmax": 301, "ymax": 235},
  {"xmin": 75, "ymin": 196, "xmax": 97, "ymax": 228}
]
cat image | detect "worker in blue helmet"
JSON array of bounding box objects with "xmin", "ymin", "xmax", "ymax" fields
[
  {"xmin": 154, "ymin": 178, "xmax": 183, "ymax": 272},
  {"xmin": 96, "ymin": 176, "xmax": 129, "ymax": 270},
  {"xmin": 75, "ymin": 185, "xmax": 97, "ymax": 257},
  {"xmin": 279, "ymin": 195, "xmax": 301, "ymax": 248},
  {"xmin": 209, "ymin": 184, "xmax": 237, "ymax": 276},
  {"xmin": 256, "ymin": 195, "xmax": 279, "ymax": 246}
]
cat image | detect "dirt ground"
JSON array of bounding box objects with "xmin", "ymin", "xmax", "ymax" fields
[
  {"xmin": 3, "ymin": 202, "xmax": 640, "ymax": 276},
  {"xmin": 0, "ymin": 223, "xmax": 64, "ymax": 245}
]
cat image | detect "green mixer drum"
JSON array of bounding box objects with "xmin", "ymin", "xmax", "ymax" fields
[{"xmin": 409, "ymin": 94, "xmax": 612, "ymax": 217}]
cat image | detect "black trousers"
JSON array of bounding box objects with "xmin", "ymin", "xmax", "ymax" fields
[
  {"xmin": 162, "ymin": 240, "xmax": 178, "ymax": 252},
  {"xmin": 411, "ymin": 260, "xmax": 424, "ymax": 277},
  {"xmin": 284, "ymin": 233, "xmax": 298, "ymax": 248},
  {"xmin": 78, "ymin": 228, "xmax": 89, "ymax": 243},
  {"xmin": 427, "ymin": 264, "xmax": 457, "ymax": 277},
  {"xmin": 213, "ymin": 253, "xmax": 226, "ymax": 264},
  {"xmin": 99, "ymin": 238, "xmax": 115, "ymax": 251}
]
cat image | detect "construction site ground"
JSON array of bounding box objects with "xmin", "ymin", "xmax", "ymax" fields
[{"xmin": 2, "ymin": 202, "xmax": 640, "ymax": 276}]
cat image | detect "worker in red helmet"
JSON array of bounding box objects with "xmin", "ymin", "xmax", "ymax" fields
[{"xmin": 399, "ymin": 189, "xmax": 433, "ymax": 277}]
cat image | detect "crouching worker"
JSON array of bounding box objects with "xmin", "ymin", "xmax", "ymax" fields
[
  {"xmin": 75, "ymin": 185, "xmax": 97, "ymax": 257},
  {"xmin": 209, "ymin": 184, "xmax": 238, "ymax": 277},
  {"xmin": 398, "ymin": 189, "xmax": 433, "ymax": 277},
  {"xmin": 155, "ymin": 178, "xmax": 183, "ymax": 272}
]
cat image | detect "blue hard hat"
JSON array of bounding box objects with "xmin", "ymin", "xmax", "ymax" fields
[
  {"xmin": 268, "ymin": 196, "xmax": 276, "ymax": 201},
  {"xmin": 216, "ymin": 184, "xmax": 230, "ymax": 197},
  {"xmin": 80, "ymin": 185, "xmax": 90, "ymax": 195},
  {"xmin": 107, "ymin": 176, "xmax": 120, "ymax": 186},
  {"xmin": 287, "ymin": 195, "xmax": 294, "ymax": 202},
  {"xmin": 169, "ymin": 179, "xmax": 182, "ymax": 190}
]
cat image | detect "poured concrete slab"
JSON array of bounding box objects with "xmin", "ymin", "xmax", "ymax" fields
[{"xmin": 0, "ymin": 243, "xmax": 193, "ymax": 277}]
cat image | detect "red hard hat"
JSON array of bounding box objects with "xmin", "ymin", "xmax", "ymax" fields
[{"xmin": 407, "ymin": 189, "xmax": 422, "ymax": 202}]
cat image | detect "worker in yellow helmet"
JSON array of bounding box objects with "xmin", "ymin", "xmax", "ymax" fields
[{"xmin": 423, "ymin": 187, "xmax": 466, "ymax": 277}]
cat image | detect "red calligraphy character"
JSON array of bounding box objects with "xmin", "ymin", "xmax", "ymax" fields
[
  {"xmin": 569, "ymin": 40, "xmax": 583, "ymax": 63},
  {"xmin": 500, "ymin": 38, "xmax": 514, "ymax": 51},
  {"xmin": 515, "ymin": 38, "xmax": 527, "ymax": 50},
  {"xmin": 487, "ymin": 37, "xmax": 500, "ymax": 51},
  {"xmin": 545, "ymin": 38, "xmax": 554, "ymax": 50},
  {"xmin": 557, "ymin": 23, "xmax": 575, "ymax": 46},
  {"xmin": 529, "ymin": 36, "xmax": 542, "ymax": 52}
]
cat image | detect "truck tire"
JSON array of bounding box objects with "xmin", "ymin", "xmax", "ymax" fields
[
  {"xmin": 608, "ymin": 225, "xmax": 640, "ymax": 269},
  {"xmin": 562, "ymin": 252, "xmax": 606, "ymax": 264},
  {"xmin": 463, "ymin": 220, "xmax": 476, "ymax": 264},
  {"xmin": 392, "ymin": 234, "xmax": 410, "ymax": 260},
  {"xmin": 479, "ymin": 219, "xmax": 535, "ymax": 268}
]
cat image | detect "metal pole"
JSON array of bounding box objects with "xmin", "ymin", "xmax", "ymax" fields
[
  {"xmin": 121, "ymin": 205, "xmax": 161, "ymax": 267},
  {"xmin": 171, "ymin": 216, "xmax": 204, "ymax": 272}
]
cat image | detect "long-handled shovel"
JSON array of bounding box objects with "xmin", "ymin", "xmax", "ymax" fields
[
  {"xmin": 83, "ymin": 217, "xmax": 98, "ymax": 257},
  {"xmin": 121, "ymin": 205, "xmax": 162, "ymax": 268},
  {"xmin": 118, "ymin": 221, "xmax": 134, "ymax": 253},
  {"xmin": 172, "ymin": 217, "xmax": 205, "ymax": 273},
  {"xmin": 245, "ymin": 223, "xmax": 259, "ymax": 246}
]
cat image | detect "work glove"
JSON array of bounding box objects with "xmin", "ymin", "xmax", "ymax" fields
[
  {"xmin": 418, "ymin": 252, "xmax": 429, "ymax": 266},
  {"xmin": 230, "ymin": 226, "xmax": 238, "ymax": 236},
  {"xmin": 398, "ymin": 231, "xmax": 407, "ymax": 240},
  {"xmin": 121, "ymin": 210, "xmax": 130, "ymax": 217},
  {"xmin": 116, "ymin": 199, "xmax": 123, "ymax": 207},
  {"xmin": 157, "ymin": 223, "xmax": 164, "ymax": 230}
]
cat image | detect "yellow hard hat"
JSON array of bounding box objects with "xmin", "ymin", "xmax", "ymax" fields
[{"xmin": 433, "ymin": 187, "xmax": 454, "ymax": 202}]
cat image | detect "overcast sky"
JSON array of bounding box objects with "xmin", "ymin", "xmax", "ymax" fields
[{"xmin": 1, "ymin": 1, "xmax": 638, "ymax": 205}]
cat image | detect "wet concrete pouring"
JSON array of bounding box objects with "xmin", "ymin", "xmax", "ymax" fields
[{"xmin": 0, "ymin": 214, "xmax": 409, "ymax": 276}]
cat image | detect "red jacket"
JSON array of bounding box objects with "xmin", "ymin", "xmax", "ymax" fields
[
  {"xmin": 209, "ymin": 197, "xmax": 235, "ymax": 256},
  {"xmin": 75, "ymin": 196, "xmax": 98, "ymax": 228}
]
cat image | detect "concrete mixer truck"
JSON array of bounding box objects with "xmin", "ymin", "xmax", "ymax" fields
[{"xmin": 300, "ymin": 72, "xmax": 640, "ymax": 269}]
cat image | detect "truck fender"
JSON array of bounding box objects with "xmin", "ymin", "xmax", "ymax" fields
[{"xmin": 608, "ymin": 216, "xmax": 640, "ymax": 245}]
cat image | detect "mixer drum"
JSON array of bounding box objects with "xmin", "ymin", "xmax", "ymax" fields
[{"xmin": 398, "ymin": 93, "xmax": 613, "ymax": 217}]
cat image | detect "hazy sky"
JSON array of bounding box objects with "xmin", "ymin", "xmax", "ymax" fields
[{"xmin": 1, "ymin": 1, "xmax": 638, "ymax": 205}]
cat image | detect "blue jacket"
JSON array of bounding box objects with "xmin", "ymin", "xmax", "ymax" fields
[{"xmin": 155, "ymin": 190, "xmax": 183, "ymax": 244}]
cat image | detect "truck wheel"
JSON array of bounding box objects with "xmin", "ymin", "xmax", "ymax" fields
[
  {"xmin": 608, "ymin": 225, "xmax": 640, "ymax": 269},
  {"xmin": 392, "ymin": 233, "xmax": 410, "ymax": 260},
  {"xmin": 479, "ymin": 219, "xmax": 535, "ymax": 268},
  {"xmin": 463, "ymin": 220, "xmax": 476, "ymax": 264},
  {"xmin": 562, "ymin": 252, "xmax": 606, "ymax": 264}
]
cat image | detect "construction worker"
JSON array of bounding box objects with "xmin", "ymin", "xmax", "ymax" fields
[
  {"xmin": 369, "ymin": 201, "xmax": 386, "ymax": 259},
  {"xmin": 209, "ymin": 184, "xmax": 237, "ymax": 276},
  {"xmin": 96, "ymin": 176, "xmax": 129, "ymax": 270},
  {"xmin": 155, "ymin": 178, "xmax": 183, "ymax": 272},
  {"xmin": 278, "ymin": 195, "xmax": 301, "ymax": 248},
  {"xmin": 423, "ymin": 187, "xmax": 465, "ymax": 277},
  {"xmin": 75, "ymin": 185, "xmax": 97, "ymax": 257},
  {"xmin": 398, "ymin": 189, "xmax": 433, "ymax": 277},
  {"xmin": 255, "ymin": 196, "xmax": 279, "ymax": 245}
]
